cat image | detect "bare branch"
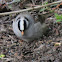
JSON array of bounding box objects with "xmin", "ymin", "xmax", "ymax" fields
[{"xmin": 0, "ymin": 1, "xmax": 62, "ymax": 15}]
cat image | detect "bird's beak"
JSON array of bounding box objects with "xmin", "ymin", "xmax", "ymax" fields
[{"xmin": 21, "ymin": 30, "xmax": 24, "ymax": 35}]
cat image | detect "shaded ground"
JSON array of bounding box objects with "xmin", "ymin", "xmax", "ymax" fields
[
  {"xmin": 0, "ymin": 0, "xmax": 62, "ymax": 62},
  {"xmin": 0, "ymin": 12, "xmax": 62, "ymax": 62}
]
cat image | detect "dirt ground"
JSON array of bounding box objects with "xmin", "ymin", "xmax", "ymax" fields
[{"xmin": 0, "ymin": 0, "xmax": 62, "ymax": 62}]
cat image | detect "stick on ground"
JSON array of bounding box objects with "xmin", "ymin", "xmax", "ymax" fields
[{"xmin": 0, "ymin": 1, "xmax": 62, "ymax": 15}]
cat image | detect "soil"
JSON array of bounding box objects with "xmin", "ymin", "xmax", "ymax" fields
[{"xmin": 0, "ymin": 0, "xmax": 62, "ymax": 62}]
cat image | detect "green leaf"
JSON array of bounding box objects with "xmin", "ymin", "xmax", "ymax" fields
[
  {"xmin": 8, "ymin": 5, "xmax": 12, "ymax": 9},
  {"xmin": 55, "ymin": 13, "xmax": 62, "ymax": 20},
  {"xmin": 0, "ymin": 54, "xmax": 5, "ymax": 58},
  {"xmin": 44, "ymin": 1, "xmax": 48, "ymax": 5},
  {"xmin": 13, "ymin": 0, "xmax": 20, "ymax": 2},
  {"xmin": 7, "ymin": 0, "xmax": 20, "ymax": 4},
  {"xmin": 40, "ymin": 8, "xmax": 47, "ymax": 12},
  {"xmin": 56, "ymin": 20, "xmax": 62, "ymax": 22},
  {"xmin": 50, "ymin": 4, "xmax": 58, "ymax": 8}
]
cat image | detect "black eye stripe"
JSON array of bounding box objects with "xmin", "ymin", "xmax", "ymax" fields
[
  {"xmin": 18, "ymin": 17, "xmax": 29, "ymax": 31},
  {"xmin": 17, "ymin": 17, "xmax": 20, "ymax": 21},
  {"xmin": 17, "ymin": 17, "xmax": 29, "ymax": 21},
  {"xmin": 18, "ymin": 20, "xmax": 20, "ymax": 30},
  {"xmin": 24, "ymin": 20, "xmax": 26, "ymax": 30},
  {"xmin": 24, "ymin": 17, "xmax": 29, "ymax": 21}
]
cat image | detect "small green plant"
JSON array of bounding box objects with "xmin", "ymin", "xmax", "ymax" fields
[
  {"xmin": 39, "ymin": 8, "xmax": 47, "ymax": 12},
  {"xmin": 50, "ymin": 4, "xmax": 58, "ymax": 8},
  {"xmin": 55, "ymin": 13, "xmax": 62, "ymax": 22},
  {"xmin": 44, "ymin": 1, "xmax": 48, "ymax": 5},
  {"xmin": 0, "ymin": 54, "xmax": 5, "ymax": 58},
  {"xmin": 39, "ymin": 1, "xmax": 48, "ymax": 12}
]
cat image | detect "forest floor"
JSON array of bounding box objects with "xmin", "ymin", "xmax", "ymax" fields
[{"xmin": 0, "ymin": 0, "xmax": 62, "ymax": 62}]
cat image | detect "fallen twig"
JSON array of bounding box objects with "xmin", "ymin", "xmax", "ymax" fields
[
  {"xmin": 0, "ymin": 1, "xmax": 62, "ymax": 15},
  {"xmin": 51, "ymin": 42, "xmax": 62, "ymax": 46},
  {"xmin": 1, "ymin": 58, "xmax": 14, "ymax": 61}
]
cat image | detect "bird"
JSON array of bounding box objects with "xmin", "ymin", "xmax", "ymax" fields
[{"xmin": 12, "ymin": 12, "xmax": 48, "ymax": 42}]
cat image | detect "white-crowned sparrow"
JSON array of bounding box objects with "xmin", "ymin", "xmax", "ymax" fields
[{"xmin": 13, "ymin": 12, "xmax": 48, "ymax": 42}]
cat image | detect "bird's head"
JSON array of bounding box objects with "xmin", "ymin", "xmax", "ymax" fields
[{"xmin": 17, "ymin": 16, "xmax": 29, "ymax": 35}]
